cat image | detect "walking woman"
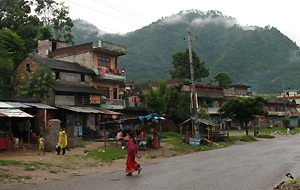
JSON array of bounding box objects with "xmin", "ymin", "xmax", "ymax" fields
[{"xmin": 125, "ymin": 132, "xmax": 142, "ymax": 176}]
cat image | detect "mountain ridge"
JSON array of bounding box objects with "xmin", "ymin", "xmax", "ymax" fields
[{"xmin": 72, "ymin": 10, "xmax": 300, "ymax": 94}]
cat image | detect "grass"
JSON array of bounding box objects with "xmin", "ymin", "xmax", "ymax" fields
[
  {"xmin": 258, "ymin": 134, "xmax": 275, "ymax": 139},
  {"xmin": 240, "ymin": 135, "xmax": 257, "ymax": 142},
  {"xmin": 85, "ymin": 148, "xmax": 126, "ymax": 162},
  {"xmin": 0, "ymin": 160, "xmax": 22, "ymax": 166},
  {"xmin": 231, "ymin": 127, "xmax": 300, "ymax": 135}
]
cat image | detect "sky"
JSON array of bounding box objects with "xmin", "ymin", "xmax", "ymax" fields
[{"xmin": 59, "ymin": 0, "xmax": 300, "ymax": 46}]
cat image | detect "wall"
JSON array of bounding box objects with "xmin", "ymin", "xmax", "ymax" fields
[{"xmin": 55, "ymin": 51, "xmax": 94, "ymax": 70}]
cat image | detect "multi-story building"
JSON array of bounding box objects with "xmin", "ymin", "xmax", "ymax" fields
[{"xmin": 38, "ymin": 39, "xmax": 126, "ymax": 110}]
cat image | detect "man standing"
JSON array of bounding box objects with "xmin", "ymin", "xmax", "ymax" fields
[{"xmin": 56, "ymin": 127, "xmax": 67, "ymax": 155}]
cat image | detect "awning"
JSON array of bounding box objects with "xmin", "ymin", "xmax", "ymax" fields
[
  {"xmin": 0, "ymin": 102, "xmax": 14, "ymax": 108},
  {"xmin": 0, "ymin": 109, "xmax": 34, "ymax": 118},
  {"xmin": 58, "ymin": 106, "xmax": 103, "ymax": 113},
  {"xmin": 24, "ymin": 103, "xmax": 57, "ymax": 109}
]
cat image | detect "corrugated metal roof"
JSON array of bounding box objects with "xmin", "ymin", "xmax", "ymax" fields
[
  {"xmin": 93, "ymin": 107, "xmax": 122, "ymax": 115},
  {"xmin": 58, "ymin": 106, "xmax": 103, "ymax": 113},
  {"xmin": 24, "ymin": 103, "xmax": 57, "ymax": 109},
  {"xmin": 3, "ymin": 102, "xmax": 31, "ymax": 108},
  {"xmin": 0, "ymin": 102, "xmax": 14, "ymax": 108},
  {"xmin": 0, "ymin": 109, "xmax": 34, "ymax": 117}
]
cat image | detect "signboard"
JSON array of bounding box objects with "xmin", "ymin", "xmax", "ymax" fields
[{"xmin": 189, "ymin": 137, "xmax": 201, "ymax": 146}]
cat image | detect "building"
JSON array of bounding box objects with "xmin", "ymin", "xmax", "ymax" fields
[{"xmin": 38, "ymin": 39, "xmax": 126, "ymax": 110}]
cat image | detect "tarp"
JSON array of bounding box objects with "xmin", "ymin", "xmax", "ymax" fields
[{"xmin": 139, "ymin": 113, "xmax": 165, "ymax": 124}]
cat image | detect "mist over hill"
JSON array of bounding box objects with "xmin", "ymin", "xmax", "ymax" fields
[{"xmin": 72, "ymin": 10, "xmax": 300, "ymax": 94}]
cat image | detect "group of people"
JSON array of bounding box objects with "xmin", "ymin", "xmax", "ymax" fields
[
  {"xmin": 37, "ymin": 127, "xmax": 68, "ymax": 155},
  {"xmin": 117, "ymin": 128, "xmax": 160, "ymax": 151}
]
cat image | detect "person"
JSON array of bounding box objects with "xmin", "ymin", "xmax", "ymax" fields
[
  {"xmin": 38, "ymin": 134, "xmax": 46, "ymax": 155},
  {"xmin": 139, "ymin": 129, "xmax": 147, "ymax": 151},
  {"xmin": 287, "ymin": 127, "xmax": 290, "ymax": 137},
  {"xmin": 125, "ymin": 132, "xmax": 142, "ymax": 176},
  {"xmin": 117, "ymin": 130, "xmax": 125, "ymax": 149},
  {"xmin": 56, "ymin": 127, "xmax": 68, "ymax": 155},
  {"xmin": 153, "ymin": 129, "xmax": 159, "ymax": 149},
  {"xmin": 14, "ymin": 137, "xmax": 19, "ymax": 151}
]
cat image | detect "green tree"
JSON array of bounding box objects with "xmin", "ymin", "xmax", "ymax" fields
[
  {"xmin": 282, "ymin": 117, "xmax": 290, "ymax": 128},
  {"xmin": 198, "ymin": 107, "xmax": 211, "ymax": 120},
  {"xmin": 16, "ymin": 64, "xmax": 59, "ymax": 103},
  {"xmin": 170, "ymin": 49, "xmax": 209, "ymax": 82},
  {"xmin": 145, "ymin": 79, "xmax": 167, "ymax": 115},
  {"xmin": 219, "ymin": 97, "xmax": 265, "ymax": 135},
  {"xmin": 34, "ymin": 0, "xmax": 74, "ymax": 44},
  {"xmin": 214, "ymin": 72, "xmax": 232, "ymax": 87},
  {"xmin": 0, "ymin": 0, "xmax": 41, "ymax": 54},
  {"xmin": 165, "ymin": 84, "xmax": 191, "ymax": 121},
  {"xmin": 0, "ymin": 28, "xmax": 26, "ymax": 99}
]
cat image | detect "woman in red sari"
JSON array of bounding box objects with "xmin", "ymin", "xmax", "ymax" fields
[
  {"xmin": 125, "ymin": 133, "xmax": 142, "ymax": 176},
  {"xmin": 153, "ymin": 129, "xmax": 159, "ymax": 149}
]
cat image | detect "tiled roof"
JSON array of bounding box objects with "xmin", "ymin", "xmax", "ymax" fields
[{"xmin": 29, "ymin": 55, "xmax": 94, "ymax": 75}]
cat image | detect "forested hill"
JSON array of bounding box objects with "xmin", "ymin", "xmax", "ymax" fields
[{"xmin": 72, "ymin": 10, "xmax": 300, "ymax": 94}]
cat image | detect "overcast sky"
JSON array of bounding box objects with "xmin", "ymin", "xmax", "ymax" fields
[{"xmin": 60, "ymin": 0, "xmax": 300, "ymax": 46}]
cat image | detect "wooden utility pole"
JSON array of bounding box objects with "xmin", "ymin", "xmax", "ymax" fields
[{"xmin": 185, "ymin": 31, "xmax": 199, "ymax": 138}]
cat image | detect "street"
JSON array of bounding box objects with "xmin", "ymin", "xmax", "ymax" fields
[{"xmin": 4, "ymin": 135, "xmax": 300, "ymax": 190}]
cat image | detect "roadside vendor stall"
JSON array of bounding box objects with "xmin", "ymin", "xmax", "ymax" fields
[
  {"xmin": 179, "ymin": 117, "xmax": 229, "ymax": 142},
  {"xmin": 0, "ymin": 107, "xmax": 33, "ymax": 150}
]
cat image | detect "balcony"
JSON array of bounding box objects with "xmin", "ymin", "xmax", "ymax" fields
[
  {"xmin": 93, "ymin": 67, "xmax": 126, "ymax": 81},
  {"xmin": 100, "ymin": 98, "xmax": 125, "ymax": 110},
  {"xmin": 92, "ymin": 40, "xmax": 126, "ymax": 56},
  {"xmin": 205, "ymin": 108, "xmax": 221, "ymax": 114}
]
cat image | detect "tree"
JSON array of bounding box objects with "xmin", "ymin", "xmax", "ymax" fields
[
  {"xmin": 0, "ymin": 28, "xmax": 26, "ymax": 99},
  {"xmin": 16, "ymin": 64, "xmax": 59, "ymax": 103},
  {"xmin": 34, "ymin": 0, "xmax": 74, "ymax": 44},
  {"xmin": 170, "ymin": 48, "xmax": 209, "ymax": 82},
  {"xmin": 145, "ymin": 79, "xmax": 167, "ymax": 115},
  {"xmin": 214, "ymin": 72, "xmax": 232, "ymax": 87},
  {"xmin": 0, "ymin": 0, "xmax": 41, "ymax": 54},
  {"xmin": 219, "ymin": 97, "xmax": 265, "ymax": 135},
  {"xmin": 282, "ymin": 117, "xmax": 290, "ymax": 128},
  {"xmin": 145, "ymin": 80, "xmax": 191, "ymax": 123}
]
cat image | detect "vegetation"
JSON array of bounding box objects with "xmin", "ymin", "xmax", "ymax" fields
[
  {"xmin": 72, "ymin": 10, "xmax": 300, "ymax": 94},
  {"xmin": 240, "ymin": 135, "xmax": 257, "ymax": 142},
  {"xmin": 214, "ymin": 72, "xmax": 232, "ymax": 87},
  {"xmin": 170, "ymin": 49, "xmax": 209, "ymax": 82},
  {"xmin": 257, "ymin": 134, "xmax": 275, "ymax": 139},
  {"xmin": 145, "ymin": 79, "xmax": 191, "ymax": 122},
  {"xmin": 220, "ymin": 97, "xmax": 265, "ymax": 135},
  {"xmin": 85, "ymin": 148, "xmax": 126, "ymax": 162},
  {"xmin": 16, "ymin": 64, "xmax": 59, "ymax": 103}
]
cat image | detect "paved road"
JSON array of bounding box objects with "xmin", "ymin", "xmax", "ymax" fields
[{"xmin": 4, "ymin": 135, "xmax": 300, "ymax": 190}]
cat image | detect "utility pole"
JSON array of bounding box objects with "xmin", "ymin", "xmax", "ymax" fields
[{"xmin": 185, "ymin": 31, "xmax": 199, "ymax": 138}]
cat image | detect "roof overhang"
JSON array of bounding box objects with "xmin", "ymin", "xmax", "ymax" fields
[{"xmin": 0, "ymin": 109, "xmax": 34, "ymax": 118}]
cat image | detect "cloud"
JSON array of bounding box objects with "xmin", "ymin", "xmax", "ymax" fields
[{"xmin": 191, "ymin": 14, "xmax": 238, "ymax": 28}]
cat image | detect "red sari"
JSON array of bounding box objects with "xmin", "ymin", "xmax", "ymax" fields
[{"xmin": 125, "ymin": 138, "xmax": 141, "ymax": 174}]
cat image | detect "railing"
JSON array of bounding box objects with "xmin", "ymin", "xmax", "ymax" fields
[
  {"xmin": 92, "ymin": 40, "xmax": 125, "ymax": 53},
  {"xmin": 100, "ymin": 98, "xmax": 125, "ymax": 110}
]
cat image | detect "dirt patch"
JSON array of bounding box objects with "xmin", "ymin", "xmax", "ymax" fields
[{"xmin": 0, "ymin": 141, "xmax": 182, "ymax": 187}]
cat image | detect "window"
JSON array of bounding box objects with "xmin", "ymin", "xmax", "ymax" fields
[
  {"xmin": 26, "ymin": 64, "xmax": 31, "ymax": 72},
  {"xmin": 98, "ymin": 87, "xmax": 110, "ymax": 98},
  {"xmin": 55, "ymin": 71, "xmax": 60, "ymax": 79},
  {"xmin": 81, "ymin": 74, "xmax": 85, "ymax": 82},
  {"xmin": 97, "ymin": 56, "xmax": 110, "ymax": 68}
]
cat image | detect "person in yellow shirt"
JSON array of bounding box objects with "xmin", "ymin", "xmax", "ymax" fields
[
  {"xmin": 38, "ymin": 134, "xmax": 46, "ymax": 155},
  {"xmin": 56, "ymin": 128, "xmax": 67, "ymax": 155}
]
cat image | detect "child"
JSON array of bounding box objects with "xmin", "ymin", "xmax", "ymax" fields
[
  {"xmin": 14, "ymin": 137, "xmax": 19, "ymax": 151},
  {"xmin": 38, "ymin": 134, "xmax": 46, "ymax": 155}
]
